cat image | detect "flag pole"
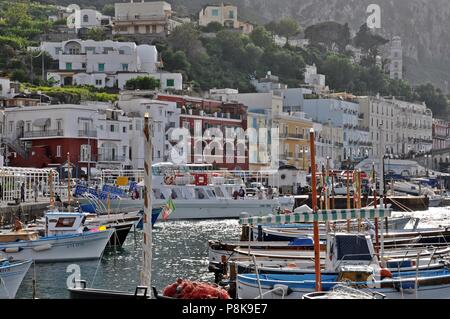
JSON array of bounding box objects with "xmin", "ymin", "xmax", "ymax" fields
[
  {"xmin": 309, "ymin": 128, "xmax": 321, "ymax": 292},
  {"xmin": 141, "ymin": 112, "xmax": 153, "ymax": 295}
]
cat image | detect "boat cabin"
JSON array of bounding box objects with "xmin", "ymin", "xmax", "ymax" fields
[
  {"xmin": 45, "ymin": 212, "xmax": 88, "ymax": 236},
  {"xmin": 325, "ymin": 233, "xmax": 378, "ymax": 272}
]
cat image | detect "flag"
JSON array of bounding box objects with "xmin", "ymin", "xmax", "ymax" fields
[{"xmin": 162, "ymin": 198, "xmax": 176, "ymax": 221}]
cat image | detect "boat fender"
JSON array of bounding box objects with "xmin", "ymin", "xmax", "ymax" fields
[
  {"xmin": 271, "ymin": 284, "xmax": 293, "ymax": 297},
  {"xmin": 380, "ymin": 268, "xmax": 393, "ymax": 279},
  {"xmin": 33, "ymin": 244, "xmax": 52, "ymax": 252},
  {"xmin": 4, "ymin": 247, "xmax": 22, "ymax": 253}
]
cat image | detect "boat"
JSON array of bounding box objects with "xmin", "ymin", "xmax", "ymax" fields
[
  {"xmin": 0, "ymin": 255, "xmax": 32, "ymax": 299},
  {"xmin": 236, "ymin": 233, "xmax": 450, "ymax": 299},
  {"xmin": 75, "ymin": 163, "xmax": 295, "ymax": 220},
  {"xmin": 0, "ymin": 211, "xmax": 114, "ymax": 262}
]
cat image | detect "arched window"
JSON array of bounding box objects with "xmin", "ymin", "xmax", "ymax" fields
[{"xmin": 83, "ymin": 15, "xmax": 89, "ymax": 23}]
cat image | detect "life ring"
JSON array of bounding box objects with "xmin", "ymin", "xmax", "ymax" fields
[{"xmin": 164, "ymin": 175, "xmax": 174, "ymax": 185}]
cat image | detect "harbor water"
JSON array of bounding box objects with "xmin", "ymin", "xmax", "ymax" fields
[{"xmin": 15, "ymin": 207, "xmax": 450, "ymax": 299}]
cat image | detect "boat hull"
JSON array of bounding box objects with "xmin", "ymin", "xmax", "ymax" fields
[
  {"xmin": 0, "ymin": 230, "xmax": 113, "ymax": 262},
  {"xmin": 237, "ymin": 273, "xmax": 450, "ymax": 299},
  {"xmin": 0, "ymin": 260, "xmax": 32, "ymax": 299}
]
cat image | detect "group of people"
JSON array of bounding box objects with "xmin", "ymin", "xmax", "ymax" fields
[{"xmin": 233, "ymin": 186, "xmax": 274, "ymax": 200}]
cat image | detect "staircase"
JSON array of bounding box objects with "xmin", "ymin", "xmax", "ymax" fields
[{"xmin": 0, "ymin": 137, "xmax": 29, "ymax": 160}]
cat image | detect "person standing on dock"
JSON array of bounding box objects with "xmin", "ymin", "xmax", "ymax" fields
[
  {"xmin": 33, "ymin": 181, "xmax": 39, "ymax": 202},
  {"xmin": 20, "ymin": 183, "xmax": 25, "ymax": 202}
]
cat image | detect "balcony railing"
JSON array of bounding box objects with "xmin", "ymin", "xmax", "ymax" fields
[
  {"xmin": 78, "ymin": 130, "xmax": 98, "ymax": 138},
  {"xmin": 98, "ymin": 154, "xmax": 127, "ymax": 162},
  {"xmin": 22, "ymin": 130, "xmax": 64, "ymax": 138}
]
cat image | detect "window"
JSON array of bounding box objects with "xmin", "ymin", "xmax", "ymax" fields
[
  {"xmin": 110, "ymin": 125, "xmax": 115, "ymax": 132},
  {"xmin": 212, "ymin": 9, "xmax": 219, "ymax": 16},
  {"xmin": 55, "ymin": 217, "xmax": 76, "ymax": 228},
  {"xmin": 98, "ymin": 63, "xmax": 105, "ymax": 72},
  {"xmin": 123, "ymin": 126, "xmax": 126, "ymax": 133},
  {"xmin": 228, "ymin": 10, "xmax": 234, "ymax": 18},
  {"xmin": 83, "ymin": 15, "xmax": 89, "ymax": 23},
  {"xmin": 66, "ymin": 62, "xmax": 72, "ymax": 70},
  {"xmin": 95, "ymin": 79, "xmax": 102, "ymax": 86},
  {"xmin": 134, "ymin": 25, "xmax": 139, "ymax": 33},
  {"xmin": 122, "ymin": 146, "xmax": 127, "ymax": 157},
  {"xmin": 166, "ymin": 79, "xmax": 175, "ymax": 87},
  {"xmin": 157, "ymin": 150, "xmax": 161, "ymax": 158},
  {"xmin": 146, "ymin": 25, "xmax": 150, "ymax": 33},
  {"xmin": 119, "ymin": 26, "xmax": 127, "ymax": 32},
  {"xmin": 56, "ymin": 145, "xmax": 61, "ymax": 157},
  {"xmin": 26, "ymin": 122, "xmax": 31, "ymax": 132},
  {"xmin": 152, "ymin": 25, "xmax": 157, "ymax": 33},
  {"xmin": 56, "ymin": 120, "xmax": 62, "ymax": 131},
  {"xmin": 82, "ymin": 63, "xmax": 86, "ymax": 69},
  {"xmin": 55, "ymin": 47, "xmax": 62, "ymax": 55},
  {"xmin": 122, "ymin": 64, "xmax": 128, "ymax": 71}
]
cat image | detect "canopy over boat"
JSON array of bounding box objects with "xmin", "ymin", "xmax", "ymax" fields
[{"xmin": 239, "ymin": 208, "xmax": 392, "ymax": 226}]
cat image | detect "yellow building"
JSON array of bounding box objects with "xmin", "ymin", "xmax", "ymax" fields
[{"xmin": 273, "ymin": 112, "xmax": 313, "ymax": 170}]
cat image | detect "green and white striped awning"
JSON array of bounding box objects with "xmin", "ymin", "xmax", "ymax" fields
[{"xmin": 239, "ymin": 208, "xmax": 392, "ymax": 226}]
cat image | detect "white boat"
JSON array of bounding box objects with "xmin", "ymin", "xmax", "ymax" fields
[
  {"xmin": 0, "ymin": 212, "xmax": 113, "ymax": 262},
  {"xmin": 76, "ymin": 163, "xmax": 295, "ymax": 220},
  {"xmin": 0, "ymin": 256, "xmax": 32, "ymax": 299}
]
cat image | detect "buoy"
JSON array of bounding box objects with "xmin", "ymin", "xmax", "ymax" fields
[
  {"xmin": 33, "ymin": 244, "xmax": 52, "ymax": 252},
  {"xmin": 380, "ymin": 268, "xmax": 393, "ymax": 279}
]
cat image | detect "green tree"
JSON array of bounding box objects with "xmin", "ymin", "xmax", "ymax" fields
[
  {"xmin": 353, "ymin": 23, "xmax": 389, "ymax": 66},
  {"xmin": 276, "ymin": 18, "xmax": 300, "ymax": 42},
  {"xmin": 125, "ymin": 76, "xmax": 160, "ymax": 90},
  {"xmin": 102, "ymin": 4, "xmax": 115, "ymax": 17},
  {"xmin": 415, "ymin": 83, "xmax": 449, "ymax": 117},
  {"xmin": 168, "ymin": 23, "xmax": 205, "ymax": 60},
  {"xmin": 86, "ymin": 27, "xmax": 107, "ymax": 41},
  {"xmin": 250, "ymin": 26, "xmax": 274, "ymax": 49},
  {"xmin": 304, "ymin": 21, "xmax": 351, "ymax": 53},
  {"xmin": 202, "ymin": 22, "xmax": 224, "ymax": 33},
  {"xmin": 162, "ymin": 49, "xmax": 191, "ymax": 73},
  {"xmin": 319, "ymin": 53, "xmax": 356, "ymax": 92}
]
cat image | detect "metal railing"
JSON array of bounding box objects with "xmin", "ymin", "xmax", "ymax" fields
[
  {"xmin": 23, "ymin": 130, "xmax": 64, "ymax": 138},
  {"xmin": 98, "ymin": 154, "xmax": 127, "ymax": 162},
  {"xmin": 78, "ymin": 130, "xmax": 97, "ymax": 137}
]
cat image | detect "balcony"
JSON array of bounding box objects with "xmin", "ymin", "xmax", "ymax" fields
[
  {"xmin": 98, "ymin": 154, "xmax": 127, "ymax": 162},
  {"xmin": 22, "ymin": 130, "xmax": 64, "ymax": 138},
  {"xmin": 78, "ymin": 130, "xmax": 98, "ymax": 138}
]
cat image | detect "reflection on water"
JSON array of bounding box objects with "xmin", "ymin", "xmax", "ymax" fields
[{"xmin": 16, "ymin": 219, "xmax": 240, "ymax": 299}]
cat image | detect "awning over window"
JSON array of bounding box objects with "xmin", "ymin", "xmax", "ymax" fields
[{"xmin": 33, "ymin": 118, "xmax": 51, "ymax": 127}]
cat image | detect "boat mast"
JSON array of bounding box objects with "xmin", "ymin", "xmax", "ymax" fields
[
  {"xmin": 67, "ymin": 152, "xmax": 71, "ymax": 212},
  {"xmin": 140, "ymin": 113, "xmax": 153, "ymax": 294},
  {"xmin": 379, "ymin": 124, "xmax": 385, "ymax": 265},
  {"xmin": 309, "ymin": 128, "xmax": 321, "ymax": 291}
]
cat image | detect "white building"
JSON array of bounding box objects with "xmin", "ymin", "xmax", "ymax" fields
[
  {"xmin": 389, "ymin": 36, "xmax": 403, "ymax": 80},
  {"xmin": 0, "ymin": 78, "xmax": 12, "ymax": 98},
  {"xmin": 358, "ymin": 95, "xmax": 433, "ymax": 158},
  {"xmin": 302, "ymin": 98, "xmax": 371, "ymax": 162},
  {"xmin": 250, "ymin": 72, "xmax": 287, "ymax": 93},
  {"xmin": 32, "ymin": 40, "xmax": 182, "ymax": 91},
  {"xmin": 1, "ymin": 103, "xmax": 132, "ymax": 170},
  {"xmin": 304, "ymin": 64, "xmax": 327, "ymax": 92},
  {"xmin": 118, "ymin": 92, "xmax": 181, "ymax": 168},
  {"xmin": 66, "ymin": 8, "xmax": 112, "ymax": 31}
]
